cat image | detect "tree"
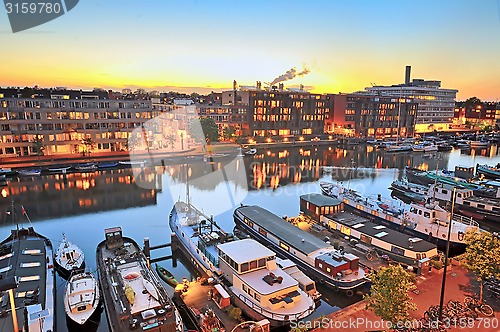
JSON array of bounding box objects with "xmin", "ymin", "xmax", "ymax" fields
[
  {"xmin": 465, "ymin": 97, "xmax": 482, "ymax": 107},
  {"xmin": 31, "ymin": 136, "xmax": 45, "ymax": 156},
  {"xmin": 222, "ymin": 126, "xmax": 236, "ymax": 141},
  {"xmin": 187, "ymin": 117, "xmax": 219, "ymax": 145},
  {"xmin": 364, "ymin": 265, "xmax": 417, "ymax": 327},
  {"xmin": 165, "ymin": 133, "xmax": 177, "ymax": 150},
  {"xmin": 82, "ymin": 137, "xmax": 95, "ymax": 157},
  {"xmin": 461, "ymin": 229, "xmax": 500, "ymax": 301}
]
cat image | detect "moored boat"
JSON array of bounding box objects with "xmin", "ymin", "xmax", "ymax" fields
[
  {"xmin": 0, "ymin": 167, "xmax": 17, "ymax": 177},
  {"xmin": 96, "ymin": 227, "xmax": 182, "ymax": 332},
  {"xmin": 476, "ymin": 164, "xmax": 500, "ymax": 180},
  {"xmin": 54, "ymin": 233, "xmax": 85, "ymax": 278},
  {"xmin": 17, "ymin": 168, "xmax": 42, "ymax": 176},
  {"xmin": 0, "ymin": 221, "xmax": 55, "ymax": 332},
  {"xmin": 245, "ymin": 148, "xmax": 257, "ymax": 155},
  {"xmin": 97, "ymin": 162, "xmax": 119, "ymax": 169},
  {"xmin": 469, "ymin": 140, "xmax": 489, "ymax": 148},
  {"xmin": 320, "ymin": 181, "xmax": 480, "ymax": 254},
  {"xmin": 74, "ymin": 162, "xmax": 97, "ymax": 172},
  {"xmin": 155, "ymin": 263, "xmax": 179, "ymax": 287},
  {"xmin": 169, "ymin": 200, "xmax": 316, "ymax": 326},
  {"xmin": 233, "ymin": 205, "xmax": 368, "ymax": 293},
  {"xmin": 412, "ymin": 142, "xmax": 438, "ymax": 152},
  {"xmin": 64, "ymin": 271, "xmax": 101, "ymax": 325},
  {"xmin": 48, "ymin": 165, "xmax": 72, "ymax": 174}
]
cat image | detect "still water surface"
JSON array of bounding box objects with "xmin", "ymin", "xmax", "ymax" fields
[{"xmin": 1, "ymin": 144, "xmax": 499, "ymax": 331}]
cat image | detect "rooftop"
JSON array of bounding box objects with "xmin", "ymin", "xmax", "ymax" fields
[
  {"xmin": 217, "ymin": 239, "xmax": 275, "ymax": 264},
  {"xmin": 300, "ymin": 193, "xmax": 342, "ymax": 207},
  {"xmin": 237, "ymin": 265, "xmax": 297, "ymax": 295},
  {"xmin": 236, "ymin": 206, "xmax": 331, "ymax": 256},
  {"xmin": 327, "ymin": 212, "xmax": 436, "ymax": 252}
]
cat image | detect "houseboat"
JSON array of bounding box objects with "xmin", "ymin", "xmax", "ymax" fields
[
  {"xmin": 217, "ymin": 239, "xmax": 316, "ymax": 326},
  {"xmin": 96, "ymin": 227, "xmax": 182, "ymax": 332},
  {"xmin": 301, "ymin": 193, "xmax": 438, "ymax": 270},
  {"xmin": 169, "ymin": 201, "xmax": 316, "ymax": 326},
  {"xmin": 320, "ymin": 181, "xmax": 479, "ymax": 253},
  {"xmin": 64, "ymin": 271, "xmax": 101, "ymax": 325},
  {"xmin": 0, "ymin": 226, "xmax": 55, "ymax": 332},
  {"xmin": 233, "ymin": 205, "xmax": 367, "ymax": 293}
]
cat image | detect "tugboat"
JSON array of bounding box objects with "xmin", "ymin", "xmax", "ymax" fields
[
  {"xmin": 96, "ymin": 227, "xmax": 183, "ymax": 332},
  {"xmin": 64, "ymin": 271, "xmax": 101, "ymax": 325},
  {"xmin": 55, "ymin": 233, "xmax": 85, "ymax": 278},
  {"xmin": 0, "ymin": 206, "xmax": 55, "ymax": 332}
]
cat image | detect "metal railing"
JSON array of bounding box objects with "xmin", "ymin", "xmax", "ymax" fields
[{"xmin": 237, "ymin": 293, "xmax": 314, "ymax": 321}]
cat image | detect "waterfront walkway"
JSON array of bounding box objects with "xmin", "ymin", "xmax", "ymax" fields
[
  {"xmin": 0, "ymin": 143, "xmax": 240, "ymax": 168},
  {"xmin": 311, "ymin": 265, "xmax": 499, "ymax": 331}
]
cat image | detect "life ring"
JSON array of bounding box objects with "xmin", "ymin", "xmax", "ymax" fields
[
  {"xmin": 458, "ymin": 231, "xmax": 465, "ymax": 241},
  {"xmin": 346, "ymin": 289, "xmax": 354, "ymax": 297},
  {"xmin": 366, "ymin": 252, "xmax": 374, "ymax": 261}
]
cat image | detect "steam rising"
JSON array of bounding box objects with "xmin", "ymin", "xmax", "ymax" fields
[{"xmin": 271, "ymin": 66, "xmax": 310, "ymax": 85}]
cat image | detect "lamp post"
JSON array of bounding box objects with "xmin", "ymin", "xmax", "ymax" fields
[
  {"xmin": 0, "ymin": 276, "xmax": 19, "ymax": 332},
  {"xmin": 438, "ymin": 187, "xmax": 457, "ymax": 322}
]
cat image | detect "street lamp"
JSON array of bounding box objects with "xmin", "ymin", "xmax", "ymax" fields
[
  {"xmin": 0, "ymin": 276, "xmax": 19, "ymax": 332},
  {"xmin": 438, "ymin": 187, "xmax": 457, "ymax": 321}
]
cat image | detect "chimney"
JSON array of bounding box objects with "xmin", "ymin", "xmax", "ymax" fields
[
  {"xmin": 405, "ymin": 66, "xmax": 411, "ymax": 85},
  {"xmin": 256, "ymin": 81, "xmax": 261, "ymax": 89},
  {"xmin": 300, "ymin": 84, "xmax": 304, "ymax": 91},
  {"xmin": 278, "ymin": 83, "xmax": 284, "ymax": 90},
  {"xmin": 233, "ymin": 80, "xmax": 237, "ymax": 91}
]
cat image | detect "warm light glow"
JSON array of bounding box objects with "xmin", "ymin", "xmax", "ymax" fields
[
  {"xmin": 1, "ymin": 188, "xmax": 8, "ymax": 198},
  {"xmin": 299, "ymin": 136, "xmax": 304, "ymax": 141}
]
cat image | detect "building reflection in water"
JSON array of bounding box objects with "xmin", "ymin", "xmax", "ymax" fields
[{"xmin": 0, "ymin": 168, "xmax": 159, "ymax": 222}]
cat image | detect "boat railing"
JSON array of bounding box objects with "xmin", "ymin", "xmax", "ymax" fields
[
  {"xmin": 452, "ymin": 214, "xmax": 479, "ymax": 227},
  {"xmin": 197, "ymin": 241, "xmax": 218, "ymax": 267},
  {"xmin": 237, "ymin": 293, "xmax": 314, "ymax": 321}
]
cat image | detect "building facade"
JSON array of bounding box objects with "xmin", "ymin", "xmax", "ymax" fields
[
  {"xmin": 454, "ymin": 101, "xmax": 500, "ymax": 129},
  {"xmin": 327, "ymin": 94, "xmax": 417, "ymax": 138},
  {"xmin": 0, "ymin": 88, "xmax": 157, "ymax": 157},
  {"xmin": 221, "ymin": 82, "xmax": 327, "ymax": 138},
  {"xmin": 364, "ymin": 66, "xmax": 458, "ymax": 133}
]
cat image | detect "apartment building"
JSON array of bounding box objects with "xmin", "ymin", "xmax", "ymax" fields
[{"xmin": 0, "ymin": 88, "xmax": 157, "ymax": 157}]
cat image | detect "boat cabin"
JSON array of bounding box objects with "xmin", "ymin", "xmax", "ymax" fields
[
  {"xmin": 104, "ymin": 227, "xmax": 124, "ymax": 249},
  {"xmin": 454, "ymin": 166, "xmax": 474, "ymax": 180},
  {"xmin": 314, "ymin": 251, "xmax": 359, "ymax": 279},
  {"xmin": 300, "ymin": 194, "xmax": 343, "ymax": 222},
  {"xmin": 218, "ymin": 239, "xmax": 304, "ymax": 312},
  {"xmin": 430, "ymin": 183, "xmax": 473, "ymax": 203}
]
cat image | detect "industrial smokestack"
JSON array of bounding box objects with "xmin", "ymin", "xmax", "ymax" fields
[
  {"xmin": 278, "ymin": 83, "xmax": 284, "ymax": 90},
  {"xmin": 256, "ymin": 81, "xmax": 261, "ymax": 89},
  {"xmin": 405, "ymin": 66, "xmax": 411, "ymax": 85},
  {"xmin": 233, "ymin": 80, "xmax": 237, "ymax": 90}
]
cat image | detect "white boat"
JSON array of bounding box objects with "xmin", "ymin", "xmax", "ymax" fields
[
  {"xmin": 49, "ymin": 166, "xmax": 72, "ymax": 173},
  {"xmin": 470, "ymin": 140, "xmax": 489, "ymax": 148},
  {"xmin": 55, "ymin": 234, "xmax": 85, "ymax": 278},
  {"xmin": 169, "ymin": 200, "xmax": 316, "ymax": 326},
  {"xmin": 64, "ymin": 272, "xmax": 101, "ymax": 325},
  {"xmin": 412, "ymin": 142, "xmax": 438, "ymax": 152},
  {"xmin": 245, "ymin": 148, "xmax": 257, "ymax": 155},
  {"xmin": 385, "ymin": 144, "xmax": 412, "ymax": 152},
  {"xmin": 119, "ymin": 160, "xmax": 146, "ymax": 166},
  {"xmin": 320, "ymin": 181, "xmax": 479, "ymax": 254},
  {"xmin": 18, "ymin": 169, "xmax": 41, "ymax": 176}
]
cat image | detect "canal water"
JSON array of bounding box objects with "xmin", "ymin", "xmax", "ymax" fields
[{"xmin": 0, "ymin": 144, "xmax": 499, "ymax": 331}]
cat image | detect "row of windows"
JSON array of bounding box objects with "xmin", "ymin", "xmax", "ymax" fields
[
  {"xmin": 242, "ymin": 284, "xmax": 261, "ymax": 302},
  {"xmin": 0, "ymin": 99, "xmax": 150, "ymax": 109}
]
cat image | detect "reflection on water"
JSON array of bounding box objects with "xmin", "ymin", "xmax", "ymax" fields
[
  {"xmin": 0, "ymin": 145, "xmax": 498, "ymax": 331},
  {"xmin": 0, "ymin": 168, "xmax": 159, "ymax": 222}
]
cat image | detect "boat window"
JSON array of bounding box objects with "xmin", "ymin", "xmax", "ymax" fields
[
  {"xmin": 22, "ymin": 249, "xmax": 41, "ymax": 255},
  {"xmin": 243, "ymin": 284, "xmax": 247, "ymax": 292},
  {"xmin": 254, "ymin": 293, "xmax": 260, "ymax": 301},
  {"xmin": 373, "ymin": 225, "xmax": 386, "ymax": 229},
  {"xmin": 244, "ymin": 218, "xmax": 248, "ymax": 224},
  {"xmin": 259, "ymin": 228, "xmax": 267, "ymax": 236},
  {"xmin": 374, "ymin": 232, "xmax": 388, "ymax": 238},
  {"xmin": 391, "ymin": 246, "xmax": 405, "ymax": 256},
  {"xmin": 240, "ymin": 262, "xmax": 249, "ymax": 272},
  {"xmin": 352, "ymin": 223, "xmax": 364, "ymax": 229},
  {"xmin": 249, "ymin": 222, "xmax": 254, "ymax": 228},
  {"xmin": 416, "ymin": 254, "xmax": 421, "ymax": 260},
  {"xmin": 280, "ymin": 242, "xmax": 289, "ymax": 252},
  {"xmin": 457, "ymin": 193, "xmax": 461, "ymax": 198},
  {"xmin": 19, "ymin": 275, "xmax": 40, "ymax": 282},
  {"xmin": 250, "ymin": 260, "xmax": 258, "ymax": 270},
  {"xmin": 360, "ymin": 234, "xmax": 372, "ymax": 245},
  {"xmin": 20, "ymin": 262, "xmax": 41, "ymax": 268},
  {"xmin": 306, "ymin": 284, "xmax": 315, "ymax": 292},
  {"xmin": 418, "ymin": 210, "xmax": 422, "ymax": 215},
  {"xmin": 258, "ymin": 258, "xmax": 266, "ymax": 268},
  {"xmin": 340, "ymin": 226, "xmax": 351, "ymax": 236},
  {"xmin": 464, "ymin": 202, "xmax": 471, "ymax": 206},
  {"xmin": 443, "ymin": 190, "xmax": 448, "ymax": 194},
  {"xmin": 267, "ymin": 256, "xmax": 275, "ymax": 261},
  {"xmin": 424, "ymin": 212, "xmax": 430, "ymax": 218},
  {"xmin": 318, "ymin": 263, "xmax": 323, "ymax": 268},
  {"xmin": 410, "ymin": 207, "xmax": 417, "ymax": 213},
  {"xmin": 493, "ymin": 207, "xmax": 500, "ymax": 212},
  {"xmin": 0, "ymin": 265, "xmax": 12, "ymax": 273},
  {"xmin": 326, "ymin": 267, "xmax": 331, "ymax": 273},
  {"xmin": 477, "ymin": 204, "xmax": 485, "ymax": 209},
  {"xmin": 422, "ymin": 253, "xmax": 426, "ymax": 258}
]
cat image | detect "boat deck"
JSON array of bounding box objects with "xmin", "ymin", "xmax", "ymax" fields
[{"xmin": 181, "ymin": 280, "xmax": 241, "ymax": 331}]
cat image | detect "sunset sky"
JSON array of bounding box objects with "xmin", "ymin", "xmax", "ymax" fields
[{"xmin": 1, "ymin": 0, "xmax": 500, "ymax": 100}]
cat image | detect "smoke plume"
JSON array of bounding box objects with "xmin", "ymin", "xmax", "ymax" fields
[{"xmin": 271, "ymin": 66, "xmax": 310, "ymax": 86}]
